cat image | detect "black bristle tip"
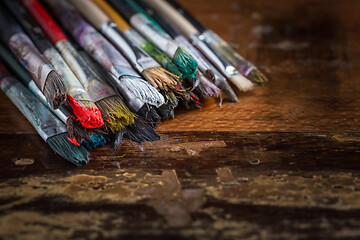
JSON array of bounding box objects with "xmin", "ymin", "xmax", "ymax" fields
[
  {"xmin": 47, "ymin": 133, "xmax": 89, "ymax": 166},
  {"xmin": 110, "ymin": 128, "xmax": 126, "ymax": 148},
  {"xmin": 136, "ymin": 104, "xmax": 161, "ymax": 128},
  {"xmin": 43, "ymin": 71, "xmax": 67, "ymax": 109},
  {"xmin": 124, "ymin": 118, "xmax": 161, "ymax": 144}
]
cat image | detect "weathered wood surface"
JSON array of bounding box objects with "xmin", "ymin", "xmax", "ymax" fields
[{"xmin": 1, "ymin": 0, "xmax": 360, "ymax": 239}]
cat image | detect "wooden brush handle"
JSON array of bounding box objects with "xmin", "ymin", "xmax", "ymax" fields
[
  {"xmin": 92, "ymin": 0, "xmax": 132, "ymax": 32},
  {"xmin": 20, "ymin": 0, "xmax": 67, "ymax": 44},
  {"xmin": 70, "ymin": 0, "xmax": 109, "ymax": 29},
  {"xmin": 144, "ymin": 0, "xmax": 198, "ymax": 37}
]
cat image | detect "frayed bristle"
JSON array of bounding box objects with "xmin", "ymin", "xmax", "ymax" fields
[
  {"xmin": 120, "ymin": 75, "xmax": 165, "ymax": 108},
  {"xmin": 66, "ymin": 116, "xmax": 92, "ymax": 145},
  {"xmin": 96, "ymin": 96, "xmax": 135, "ymax": 132},
  {"xmin": 47, "ymin": 133, "xmax": 89, "ymax": 166},
  {"xmin": 157, "ymin": 91, "xmax": 178, "ymax": 119},
  {"xmin": 43, "ymin": 71, "xmax": 67, "ymax": 109},
  {"xmin": 136, "ymin": 104, "xmax": 161, "ymax": 127},
  {"xmin": 67, "ymin": 95, "xmax": 104, "ymax": 129},
  {"xmin": 142, "ymin": 67, "xmax": 180, "ymax": 92},
  {"xmin": 248, "ymin": 69, "xmax": 268, "ymax": 85},
  {"xmin": 82, "ymin": 133, "xmax": 107, "ymax": 150},
  {"xmin": 196, "ymin": 72, "xmax": 221, "ymax": 98},
  {"xmin": 125, "ymin": 118, "xmax": 161, "ymax": 144},
  {"xmin": 110, "ymin": 129, "xmax": 125, "ymax": 148},
  {"xmin": 179, "ymin": 90, "xmax": 202, "ymax": 109},
  {"xmin": 230, "ymin": 74, "xmax": 254, "ymax": 92},
  {"xmin": 173, "ymin": 47, "xmax": 198, "ymax": 80}
]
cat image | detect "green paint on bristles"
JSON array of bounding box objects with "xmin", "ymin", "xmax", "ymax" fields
[
  {"xmin": 173, "ymin": 47, "xmax": 198, "ymax": 80},
  {"xmin": 142, "ymin": 42, "xmax": 184, "ymax": 80},
  {"xmin": 247, "ymin": 69, "xmax": 268, "ymax": 86}
]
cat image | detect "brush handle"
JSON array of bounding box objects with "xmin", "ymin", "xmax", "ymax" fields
[
  {"xmin": 20, "ymin": 0, "xmax": 67, "ymax": 44},
  {"xmin": 107, "ymin": 0, "xmax": 138, "ymax": 22},
  {"xmin": 0, "ymin": 4, "xmax": 23, "ymax": 43},
  {"xmin": 0, "ymin": 43, "xmax": 32, "ymax": 86},
  {"xmin": 143, "ymin": 0, "xmax": 199, "ymax": 37},
  {"xmin": 0, "ymin": 73, "xmax": 67, "ymax": 141},
  {"xmin": 133, "ymin": 0, "xmax": 180, "ymax": 38},
  {"xmin": 165, "ymin": 0, "xmax": 207, "ymax": 33},
  {"xmin": 70, "ymin": 0, "xmax": 110, "ymax": 29},
  {"xmin": 3, "ymin": 0, "xmax": 53, "ymax": 53},
  {"xmin": 93, "ymin": 0, "xmax": 132, "ymax": 32}
]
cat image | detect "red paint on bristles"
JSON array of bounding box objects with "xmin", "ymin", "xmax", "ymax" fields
[
  {"xmin": 67, "ymin": 95, "xmax": 104, "ymax": 129},
  {"xmin": 67, "ymin": 136, "xmax": 80, "ymax": 146},
  {"xmin": 20, "ymin": 0, "xmax": 67, "ymax": 45}
]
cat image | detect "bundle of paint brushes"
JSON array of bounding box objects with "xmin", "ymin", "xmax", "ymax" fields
[{"xmin": 0, "ymin": 0, "xmax": 267, "ymax": 166}]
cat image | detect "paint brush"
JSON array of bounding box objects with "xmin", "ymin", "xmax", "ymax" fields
[
  {"xmin": 77, "ymin": 49, "xmax": 162, "ymax": 143},
  {"xmin": 143, "ymin": 0, "xmax": 254, "ymax": 92},
  {"xmin": 132, "ymin": 0, "xmax": 237, "ymax": 102},
  {"xmin": 3, "ymin": 0, "xmax": 104, "ymax": 129},
  {"xmin": 0, "ymin": 63, "xmax": 89, "ymax": 166},
  {"xmin": 92, "ymin": 0, "xmax": 201, "ymax": 109},
  {"xmin": 166, "ymin": 0, "xmax": 268, "ymax": 85},
  {"xmin": 107, "ymin": 0, "xmax": 199, "ymax": 82},
  {"xmin": 43, "ymin": 0, "xmax": 165, "ymax": 110},
  {"xmin": 0, "ymin": 42, "xmax": 107, "ymax": 148},
  {"xmin": 21, "ymin": 0, "xmax": 135, "ymax": 133},
  {"xmin": 70, "ymin": 0, "xmax": 181, "ymax": 97},
  {"xmin": 0, "ymin": 4, "xmax": 67, "ymax": 109}
]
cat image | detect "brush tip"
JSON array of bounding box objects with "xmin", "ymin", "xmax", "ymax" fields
[
  {"xmin": 67, "ymin": 96, "xmax": 104, "ymax": 128},
  {"xmin": 230, "ymin": 74, "xmax": 254, "ymax": 92},
  {"xmin": 217, "ymin": 80, "xmax": 239, "ymax": 102},
  {"xmin": 47, "ymin": 133, "xmax": 89, "ymax": 166},
  {"xmin": 248, "ymin": 68, "xmax": 268, "ymax": 85},
  {"xmin": 173, "ymin": 48, "xmax": 198, "ymax": 80},
  {"xmin": 43, "ymin": 71, "xmax": 67, "ymax": 109}
]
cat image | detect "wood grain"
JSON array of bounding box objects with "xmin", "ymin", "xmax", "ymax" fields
[{"xmin": 1, "ymin": 0, "xmax": 360, "ymax": 239}]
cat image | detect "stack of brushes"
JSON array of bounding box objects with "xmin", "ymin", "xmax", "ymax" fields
[{"xmin": 0, "ymin": 0, "xmax": 267, "ymax": 166}]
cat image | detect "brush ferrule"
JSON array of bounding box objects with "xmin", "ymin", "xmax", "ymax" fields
[
  {"xmin": 130, "ymin": 13, "xmax": 178, "ymax": 58},
  {"xmin": 1, "ymin": 76, "xmax": 67, "ymax": 141},
  {"xmin": 8, "ymin": 33, "xmax": 54, "ymax": 91},
  {"xmin": 55, "ymin": 41, "xmax": 116, "ymax": 102},
  {"xmin": 202, "ymin": 30, "xmax": 256, "ymax": 77},
  {"xmin": 43, "ymin": 47, "xmax": 92, "ymax": 101},
  {"xmin": 101, "ymin": 22, "xmax": 160, "ymax": 72}
]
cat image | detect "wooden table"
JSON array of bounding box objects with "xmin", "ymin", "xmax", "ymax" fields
[{"xmin": 1, "ymin": 0, "xmax": 360, "ymax": 239}]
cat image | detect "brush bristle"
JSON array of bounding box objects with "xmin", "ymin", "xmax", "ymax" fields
[
  {"xmin": 96, "ymin": 96, "xmax": 135, "ymax": 133},
  {"xmin": 142, "ymin": 67, "xmax": 180, "ymax": 92},
  {"xmin": 125, "ymin": 118, "xmax": 161, "ymax": 144},
  {"xmin": 120, "ymin": 75, "xmax": 165, "ymax": 108},
  {"xmin": 110, "ymin": 129, "xmax": 125, "ymax": 148},
  {"xmin": 157, "ymin": 91, "xmax": 178, "ymax": 119},
  {"xmin": 82, "ymin": 133, "xmax": 107, "ymax": 150},
  {"xmin": 230, "ymin": 74, "xmax": 254, "ymax": 92},
  {"xmin": 67, "ymin": 96, "xmax": 104, "ymax": 129},
  {"xmin": 217, "ymin": 80, "xmax": 239, "ymax": 102},
  {"xmin": 248, "ymin": 69, "xmax": 268, "ymax": 85},
  {"xmin": 136, "ymin": 104, "xmax": 161, "ymax": 128},
  {"xmin": 47, "ymin": 133, "xmax": 89, "ymax": 166},
  {"xmin": 173, "ymin": 47, "xmax": 198, "ymax": 80},
  {"xmin": 179, "ymin": 90, "xmax": 202, "ymax": 109},
  {"xmin": 196, "ymin": 73, "xmax": 221, "ymax": 98},
  {"xmin": 66, "ymin": 116, "xmax": 92, "ymax": 145},
  {"xmin": 43, "ymin": 71, "xmax": 67, "ymax": 109}
]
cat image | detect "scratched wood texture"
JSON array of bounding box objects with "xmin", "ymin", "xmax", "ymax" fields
[{"xmin": 1, "ymin": 0, "xmax": 360, "ymax": 239}]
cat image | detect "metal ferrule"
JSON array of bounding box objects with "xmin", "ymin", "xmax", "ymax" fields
[
  {"xmin": 1, "ymin": 76, "xmax": 67, "ymax": 141},
  {"xmin": 130, "ymin": 13, "xmax": 178, "ymax": 58},
  {"xmin": 8, "ymin": 33, "xmax": 54, "ymax": 91}
]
